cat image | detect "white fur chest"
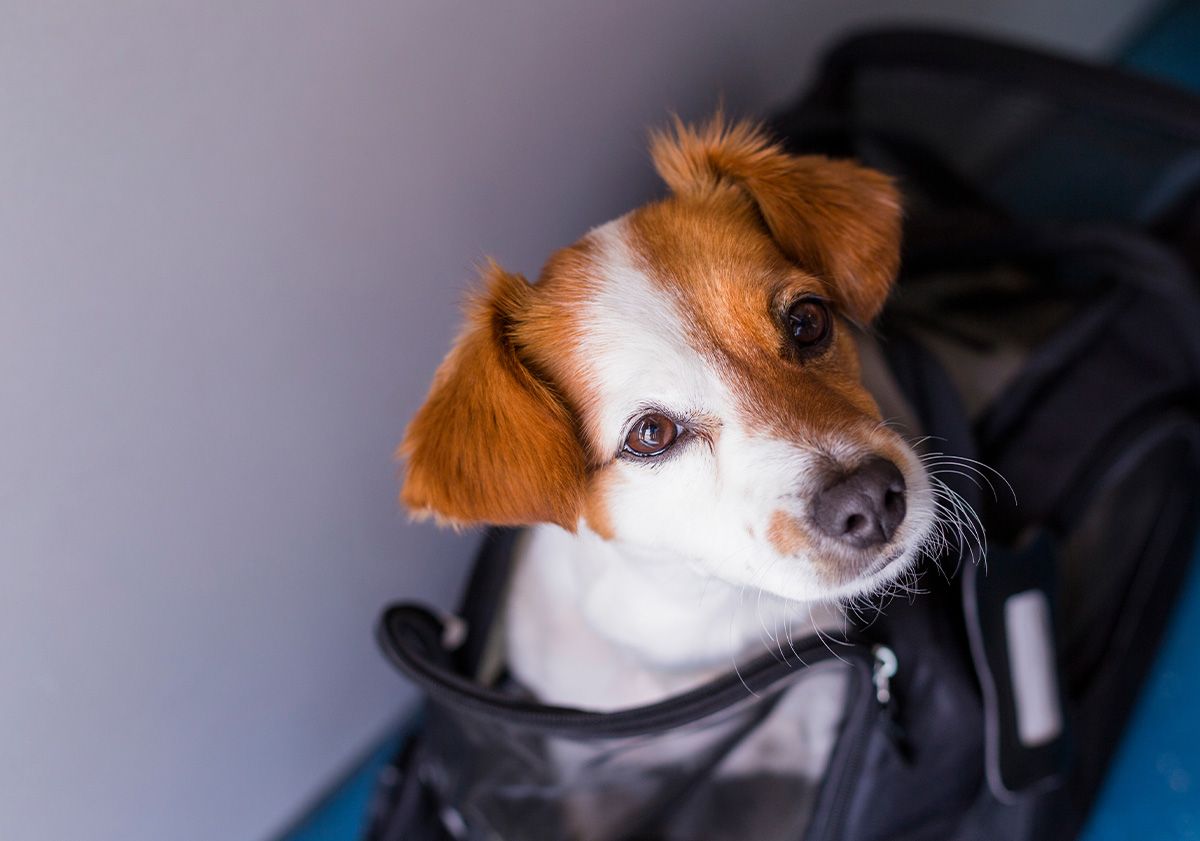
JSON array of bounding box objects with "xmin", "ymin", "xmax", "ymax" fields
[{"xmin": 504, "ymin": 523, "xmax": 842, "ymax": 710}]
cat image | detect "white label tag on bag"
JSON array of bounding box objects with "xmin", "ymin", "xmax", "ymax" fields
[{"xmin": 1004, "ymin": 590, "xmax": 1064, "ymax": 747}]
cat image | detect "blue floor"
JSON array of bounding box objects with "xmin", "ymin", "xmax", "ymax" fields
[
  {"xmin": 276, "ymin": 731, "xmax": 404, "ymax": 841},
  {"xmin": 280, "ymin": 5, "xmax": 1200, "ymax": 839}
]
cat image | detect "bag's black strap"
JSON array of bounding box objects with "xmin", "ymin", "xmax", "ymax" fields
[
  {"xmin": 452, "ymin": 527, "xmax": 522, "ymax": 678},
  {"xmin": 376, "ymin": 600, "xmax": 862, "ymax": 739}
]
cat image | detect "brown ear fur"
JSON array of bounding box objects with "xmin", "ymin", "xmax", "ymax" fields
[
  {"xmin": 650, "ymin": 114, "xmax": 902, "ymax": 323},
  {"xmin": 399, "ymin": 262, "xmax": 585, "ymax": 529}
]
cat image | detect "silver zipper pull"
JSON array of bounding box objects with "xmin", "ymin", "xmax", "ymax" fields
[
  {"xmin": 872, "ymin": 644, "xmax": 898, "ymax": 706},
  {"xmin": 872, "ymin": 644, "xmax": 914, "ymax": 764}
]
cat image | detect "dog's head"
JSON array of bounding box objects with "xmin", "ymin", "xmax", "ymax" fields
[{"xmin": 400, "ymin": 116, "xmax": 934, "ymax": 603}]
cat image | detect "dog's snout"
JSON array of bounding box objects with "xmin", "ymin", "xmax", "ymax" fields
[{"xmin": 812, "ymin": 457, "xmax": 907, "ymax": 549}]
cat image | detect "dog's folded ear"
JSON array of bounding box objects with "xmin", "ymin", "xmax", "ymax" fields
[
  {"xmin": 399, "ymin": 262, "xmax": 586, "ymax": 530},
  {"xmin": 651, "ymin": 114, "xmax": 902, "ymax": 324}
]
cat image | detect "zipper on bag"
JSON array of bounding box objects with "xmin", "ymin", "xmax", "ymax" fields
[
  {"xmin": 873, "ymin": 644, "xmax": 914, "ymax": 763},
  {"xmin": 809, "ymin": 644, "xmax": 913, "ymax": 841}
]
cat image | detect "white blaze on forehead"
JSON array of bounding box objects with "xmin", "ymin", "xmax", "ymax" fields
[
  {"xmin": 579, "ymin": 219, "xmax": 727, "ymax": 450},
  {"xmin": 573, "ymin": 220, "xmax": 812, "ymax": 587}
]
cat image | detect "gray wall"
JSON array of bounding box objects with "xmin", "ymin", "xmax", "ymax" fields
[{"xmin": 0, "ymin": 2, "xmax": 1152, "ymax": 840}]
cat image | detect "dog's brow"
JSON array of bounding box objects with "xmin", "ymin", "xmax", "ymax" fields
[{"xmin": 771, "ymin": 275, "xmax": 830, "ymax": 307}]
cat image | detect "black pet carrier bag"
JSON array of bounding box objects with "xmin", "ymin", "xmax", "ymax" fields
[{"xmin": 367, "ymin": 29, "xmax": 1200, "ymax": 841}]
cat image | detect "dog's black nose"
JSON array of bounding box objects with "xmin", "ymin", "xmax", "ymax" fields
[{"xmin": 812, "ymin": 457, "xmax": 907, "ymax": 548}]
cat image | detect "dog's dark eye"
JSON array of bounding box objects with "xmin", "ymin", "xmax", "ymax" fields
[
  {"xmin": 787, "ymin": 299, "xmax": 832, "ymax": 351},
  {"xmin": 624, "ymin": 412, "xmax": 679, "ymax": 457}
]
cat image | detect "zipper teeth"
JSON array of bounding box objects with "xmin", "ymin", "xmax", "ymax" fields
[
  {"xmin": 807, "ymin": 656, "xmax": 878, "ymax": 841},
  {"xmin": 380, "ymin": 605, "xmax": 868, "ymax": 738}
]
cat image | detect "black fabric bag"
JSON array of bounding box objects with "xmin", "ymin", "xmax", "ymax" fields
[{"xmin": 366, "ymin": 29, "xmax": 1200, "ymax": 841}]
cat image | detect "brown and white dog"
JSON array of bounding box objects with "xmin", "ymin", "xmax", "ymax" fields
[{"xmin": 399, "ymin": 116, "xmax": 938, "ymax": 711}]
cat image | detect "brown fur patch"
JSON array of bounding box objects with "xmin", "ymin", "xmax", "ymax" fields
[
  {"xmin": 582, "ymin": 466, "xmax": 618, "ymax": 540},
  {"xmin": 649, "ymin": 114, "xmax": 901, "ymax": 324},
  {"xmin": 507, "ymin": 239, "xmax": 612, "ymax": 464},
  {"xmin": 767, "ymin": 510, "xmax": 810, "ymax": 557},
  {"xmin": 399, "ymin": 262, "xmax": 587, "ymax": 529}
]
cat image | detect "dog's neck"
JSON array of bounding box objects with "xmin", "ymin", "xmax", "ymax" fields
[{"xmin": 504, "ymin": 523, "xmax": 842, "ymax": 710}]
